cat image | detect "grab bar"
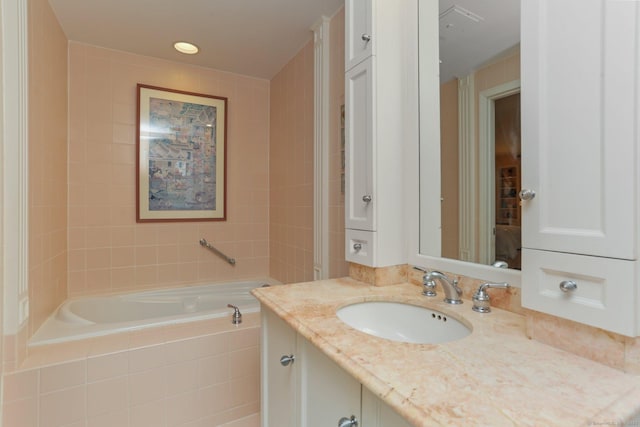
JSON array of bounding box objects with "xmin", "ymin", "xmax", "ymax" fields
[{"xmin": 199, "ymin": 238, "xmax": 236, "ymax": 266}]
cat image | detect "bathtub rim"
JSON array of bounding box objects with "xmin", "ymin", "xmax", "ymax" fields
[{"xmin": 29, "ymin": 277, "xmax": 279, "ymax": 347}]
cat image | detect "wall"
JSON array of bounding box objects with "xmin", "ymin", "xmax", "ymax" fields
[
  {"xmin": 67, "ymin": 43, "xmax": 270, "ymax": 297},
  {"xmin": 269, "ymin": 41, "xmax": 315, "ymax": 284},
  {"xmin": 328, "ymin": 8, "xmax": 349, "ymax": 279},
  {"xmin": 439, "ymin": 79, "xmax": 459, "ymax": 259},
  {"xmin": 28, "ymin": 0, "xmax": 68, "ymax": 340}
]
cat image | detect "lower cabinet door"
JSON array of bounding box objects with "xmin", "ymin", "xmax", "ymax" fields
[
  {"xmin": 261, "ymin": 308, "xmax": 298, "ymax": 427},
  {"xmin": 299, "ymin": 338, "xmax": 361, "ymax": 427},
  {"xmin": 362, "ymin": 387, "xmax": 414, "ymax": 427}
]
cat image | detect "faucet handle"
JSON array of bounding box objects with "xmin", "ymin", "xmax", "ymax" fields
[
  {"xmin": 413, "ymin": 266, "xmax": 437, "ymax": 297},
  {"xmin": 472, "ymin": 283, "xmax": 510, "ymax": 313},
  {"xmin": 422, "ymin": 279, "xmax": 437, "ymax": 297}
]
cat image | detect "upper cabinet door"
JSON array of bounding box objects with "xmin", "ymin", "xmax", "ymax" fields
[
  {"xmin": 345, "ymin": 0, "xmax": 374, "ymax": 70},
  {"xmin": 521, "ymin": 0, "xmax": 639, "ymax": 260},
  {"xmin": 345, "ymin": 57, "xmax": 375, "ymax": 231}
]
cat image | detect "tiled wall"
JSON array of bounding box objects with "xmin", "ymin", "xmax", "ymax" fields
[
  {"xmin": 67, "ymin": 43, "xmax": 270, "ymax": 297},
  {"xmin": 2, "ymin": 314, "xmax": 261, "ymax": 427},
  {"xmin": 268, "ymin": 41, "xmax": 315, "ymax": 283},
  {"xmin": 28, "ymin": 0, "xmax": 69, "ymax": 337},
  {"xmin": 328, "ymin": 8, "xmax": 349, "ymax": 279}
]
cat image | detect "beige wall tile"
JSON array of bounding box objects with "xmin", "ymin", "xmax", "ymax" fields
[
  {"xmin": 67, "ymin": 42, "xmax": 270, "ymax": 295},
  {"xmin": 40, "ymin": 360, "xmax": 86, "ymax": 394},
  {"xmin": 87, "ymin": 377, "xmax": 128, "ymax": 417},
  {"xmin": 3, "ymin": 369, "xmax": 38, "ymax": 402},
  {"xmin": 40, "ymin": 386, "xmax": 87, "ymax": 427}
]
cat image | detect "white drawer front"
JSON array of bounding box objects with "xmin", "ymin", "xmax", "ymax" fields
[
  {"xmin": 522, "ymin": 249, "xmax": 637, "ymax": 336},
  {"xmin": 345, "ymin": 229, "xmax": 376, "ymax": 266}
]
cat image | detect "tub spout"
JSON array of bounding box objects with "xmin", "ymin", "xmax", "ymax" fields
[{"xmin": 227, "ymin": 304, "xmax": 242, "ymax": 325}]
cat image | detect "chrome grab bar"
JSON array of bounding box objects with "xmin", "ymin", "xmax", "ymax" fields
[{"xmin": 199, "ymin": 238, "xmax": 236, "ymax": 266}]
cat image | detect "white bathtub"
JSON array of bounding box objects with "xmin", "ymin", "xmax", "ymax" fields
[{"xmin": 30, "ymin": 279, "xmax": 275, "ymax": 346}]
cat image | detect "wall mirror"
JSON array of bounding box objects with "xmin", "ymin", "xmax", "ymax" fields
[{"xmin": 414, "ymin": 0, "xmax": 523, "ymax": 284}]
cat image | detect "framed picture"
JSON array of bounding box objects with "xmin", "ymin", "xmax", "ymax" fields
[{"xmin": 136, "ymin": 84, "xmax": 227, "ymax": 222}]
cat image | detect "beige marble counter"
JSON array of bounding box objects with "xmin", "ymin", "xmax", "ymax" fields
[{"xmin": 252, "ymin": 278, "xmax": 640, "ymax": 427}]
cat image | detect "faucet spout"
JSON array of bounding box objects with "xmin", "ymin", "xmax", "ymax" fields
[{"xmin": 424, "ymin": 271, "xmax": 462, "ymax": 304}]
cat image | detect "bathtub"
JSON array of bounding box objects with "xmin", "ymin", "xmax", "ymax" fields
[{"xmin": 30, "ymin": 279, "xmax": 275, "ymax": 346}]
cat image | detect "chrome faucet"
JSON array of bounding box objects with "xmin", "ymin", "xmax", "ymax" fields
[
  {"xmin": 413, "ymin": 266, "xmax": 437, "ymax": 297},
  {"xmin": 472, "ymin": 282, "xmax": 510, "ymax": 313},
  {"xmin": 424, "ymin": 271, "xmax": 463, "ymax": 304}
]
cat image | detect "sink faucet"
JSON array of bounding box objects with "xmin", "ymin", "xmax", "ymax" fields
[
  {"xmin": 472, "ymin": 282, "xmax": 510, "ymax": 313},
  {"xmin": 424, "ymin": 271, "xmax": 463, "ymax": 304}
]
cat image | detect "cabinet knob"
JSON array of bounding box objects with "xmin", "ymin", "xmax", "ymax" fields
[
  {"xmin": 559, "ymin": 280, "xmax": 578, "ymax": 292},
  {"xmin": 362, "ymin": 195, "xmax": 372, "ymax": 203},
  {"xmin": 519, "ymin": 189, "xmax": 536, "ymax": 201},
  {"xmin": 338, "ymin": 415, "xmax": 359, "ymax": 427},
  {"xmin": 279, "ymin": 354, "xmax": 295, "ymax": 366},
  {"xmin": 361, "ymin": 33, "xmax": 371, "ymax": 42},
  {"xmin": 353, "ymin": 243, "xmax": 362, "ymax": 251}
]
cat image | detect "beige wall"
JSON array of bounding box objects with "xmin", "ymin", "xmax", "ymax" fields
[
  {"xmin": 269, "ymin": 41, "xmax": 315, "ymax": 284},
  {"xmin": 439, "ymin": 79, "xmax": 459, "ymax": 259},
  {"xmin": 28, "ymin": 0, "xmax": 68, "ymax": 336},
  {"xmin": 329, "ymin": 8, "xmax": 349, "ymax": 279},
  {"xmin": 67, "ymin": 43, "xmax": 270, "ymax": 296}
]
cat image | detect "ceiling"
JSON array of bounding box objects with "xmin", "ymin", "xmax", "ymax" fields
[
  {"xmin": 47, "ymin": 0, "xmax": 344, "ymax": 80},
  {"xmin": 439, "ymin": 0, "xmax": 520, "ymax": 83},
  {"xmin": 47, "ymin": 0, "xmax": 519, "ymax": 82}
]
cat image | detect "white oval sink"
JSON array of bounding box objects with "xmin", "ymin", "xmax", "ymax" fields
[{"xmin": 336, "ymin": 301, "xmax": 471, "ymax": 344}]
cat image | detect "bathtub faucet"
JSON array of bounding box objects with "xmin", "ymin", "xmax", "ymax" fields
[{"xmin": 227, "ymin": 304, "xmax": 242, "ymax": 324}]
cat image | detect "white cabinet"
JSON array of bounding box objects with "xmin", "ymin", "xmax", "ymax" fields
[
  {"xmin": 521, "ymin": 0, "xmax": 640, "ymax": 336},
  {"xmin": 261, "ymin": 306, "xmax": 412, "ymax": 427},
  {"xmin": 362, "ymin": 388, "xmax": 413, "ymax": 427},
  {"xmin": 345, "ymin": 56, "xmax": 374, "ymax": 232},
  {"xmin": 299, "ymin": 339, "xmax": 361, "ymax": 426},
  {"xmin": 345, "ymin": 0, "xmax": 373, "ymax": 70},
  {"xmin": 344, "ymin": 0, "xmax": 410, "ymax": 267},
  {"xmin": 260, "ymin": 308, "xmax": 298, "ymax": 427}
]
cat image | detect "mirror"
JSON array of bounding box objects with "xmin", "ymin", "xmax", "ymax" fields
[{"xmin": 419, "ymin": 0, "xmax": 521, "ymax": 270}]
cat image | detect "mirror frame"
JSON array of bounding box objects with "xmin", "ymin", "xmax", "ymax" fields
[{"xmin": 406, "ymin": 0, "xmax": 522, "ymax": 287}]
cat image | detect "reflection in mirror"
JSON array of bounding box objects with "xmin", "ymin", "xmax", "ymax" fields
[
  {"xmin": 424, "ymin": 0, "xmax": 521, "ymax": 269},
  {"xmin": 493, "ymin": 93, "xmax": 521, "ymax": 269}
]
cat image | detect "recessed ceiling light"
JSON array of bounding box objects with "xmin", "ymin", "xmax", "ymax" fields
[{"xmin": 174, "ymin": 42, "xmax": 199, "ymax": 55}]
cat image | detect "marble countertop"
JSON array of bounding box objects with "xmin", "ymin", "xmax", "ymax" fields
[{"xmin": 252, "ymin": 278, "xmax": 640, "ymax": 427}]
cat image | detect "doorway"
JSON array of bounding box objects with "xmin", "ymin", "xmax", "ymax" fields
[{"xmin": 478, "ymin": 81, "xmax": 521, "ymax": 269}]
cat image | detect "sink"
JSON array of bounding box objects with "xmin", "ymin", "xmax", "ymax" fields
[{"xmin": 336, "ymin": 301, "xmax": 471, "ymax": 344}]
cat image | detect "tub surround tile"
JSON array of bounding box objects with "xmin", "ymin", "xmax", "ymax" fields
[
  {"xmin": 252, "ymin": 278, "xmax": 640, "ymax": 427},
  {"xmin": 3, "ymin": 369, "xmax": 38, "ymax": 402},
  {"xmin": 2, "ymin": 397, "xmax": 38, "ymax": 427},
  {"xmin": 87, "ymin": 353, "xmax": 127, "ymax": 383},
  {"xmin": 7, "ymin": 313, "xmax": 261, "ymax": 426},
  {"xmin": 40, "ymin": 360, "xmax": 87, "ymax": 393},
  {"xmin": 39, "ymin": 385, "xmax": 87, "ymax": 427}
]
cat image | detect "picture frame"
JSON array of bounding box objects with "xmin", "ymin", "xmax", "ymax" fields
[{"xmin": 136, "ymin": 84, "xmax": 227, "ymax": 222}]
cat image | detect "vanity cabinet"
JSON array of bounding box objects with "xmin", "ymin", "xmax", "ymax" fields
[
  {"xmin": 261, "ymin": 306, "xmax": 413, "ymax": 427},
  {"xmin": 344, "ymin": 0, "xmax": 409, "ymax": 267},
  {"xmin": 520, "ymin": 0, "xmax": 640, "ymax": 336}
]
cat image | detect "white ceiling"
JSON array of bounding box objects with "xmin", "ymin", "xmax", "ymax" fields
[
  {"xmin": 47, "ymin": 0, "xmax": 519, "ymax": 82},
  {"xmin": 47, "ymin": 0, "xmax": 345, "ymax": 80},
  {"xmin": 439, "ymin": 0, "xmax": 520, "ymax": 83}
]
